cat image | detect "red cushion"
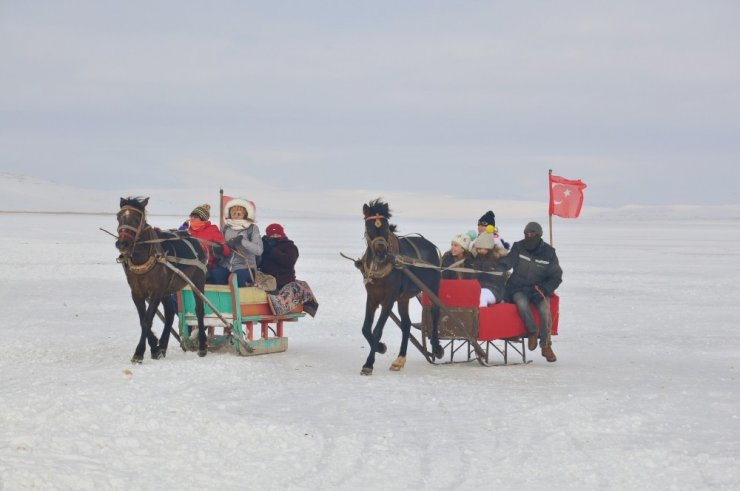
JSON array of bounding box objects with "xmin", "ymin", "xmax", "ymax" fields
[
  {"xmin": 478, "ymin": 294, "xmax": 559, "ymax": 340},
  {"xmin": 421, "ymin": 279, "xmax": 480, "ymax": 307}
]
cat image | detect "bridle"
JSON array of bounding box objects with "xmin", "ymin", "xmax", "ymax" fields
[
  {"xmin": 362, "ymin": 214, "xmax": 397, "ymax": 283},
  {"xmin": 365, "ymin": 214, "xmax": 391, "ymax": 252},
  {"xmin": 117, "ymin": 205, "xmax": 149, "ymax": 255},
  {"xmin": 116, "ymin": 205, "xmax": 162, "ymax": 274}
]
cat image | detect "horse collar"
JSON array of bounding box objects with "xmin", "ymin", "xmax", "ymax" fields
[{"xmin": 120, "ymin": 254, "xmax": 158, "ymax": 275}]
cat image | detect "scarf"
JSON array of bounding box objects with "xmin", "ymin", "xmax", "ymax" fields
[
  {"xmin": 225, "ymin": 218, "xmax": 251, "ymax": 231},
  {"xmin": 524, "ymin": 236, "xmax": 541, "ymax": 251},
  {"xmin": 189, "ymin": 220, "xmax": 208, "ymax": 232}
]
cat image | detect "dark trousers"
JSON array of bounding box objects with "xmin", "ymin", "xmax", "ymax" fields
[
  {"xmin": 209, "ymin": 266, "xmax": 253, "ymax": 287},
  {"xmin": 511, "ymin": 290, "xmax": 552, "ymax": 347}
]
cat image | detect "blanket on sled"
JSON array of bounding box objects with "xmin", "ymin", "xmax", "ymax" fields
[{"xmin": 268, "ymin": 280, "xmax": 318, "ymax": 317}]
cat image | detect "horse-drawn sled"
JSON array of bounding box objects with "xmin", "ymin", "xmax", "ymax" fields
[
  {"xmin": 348, "ymin": 198, "xmax": 561, "ymax": 374},
  {"xmin": 418, "ymin": 279, "xmax": 559, "ymax": 365},
  {"xmin": 176, "ymin": 272, "xmax": 305, "ymax": 356},
  {"xmin": 113, "ymin": 196, "xmax": 311, "ymax": 363}
]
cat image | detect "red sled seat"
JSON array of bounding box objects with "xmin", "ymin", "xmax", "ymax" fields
[{"xmin": 422, "ymin": 279, "xmax": 559, "ymax": 341}]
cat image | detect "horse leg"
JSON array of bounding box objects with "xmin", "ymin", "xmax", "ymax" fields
[
  {"xmin": 145, "ymin": 299, "xmax": 164, "ymax": 359},
  {"xmin": 157, "ymin": 294, "xmax": 177, "ymax": 357},
  {"xmin": 360, "ymin": 300, "xmax": 377, "ymax": 375},
  {"xmin": 131, "ymin": 295, "xmax": 149, "ymax": 364},
  {"xmin": 193, "ymin": 280, "xmax": 208, "ymax": 357},
  {"xmin": 430, "ymin": 304, "xmax": 444, "ymax": 359},
  {"xmin": 390, "ymin": 299, "xmax": 411, "ymax": 371},
  {"xmin": 362, "ymin": 304, "xmax": 393, "ymax": 375}
]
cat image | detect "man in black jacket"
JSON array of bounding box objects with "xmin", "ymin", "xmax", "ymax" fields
[{"xmin": 496, "ymin": 222, "xmax": 562, "ymax": 362}]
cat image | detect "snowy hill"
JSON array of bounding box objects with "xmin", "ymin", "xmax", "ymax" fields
[{"xmin": 2, "ymin": 172, "xmax": 740, "ymax": 223}]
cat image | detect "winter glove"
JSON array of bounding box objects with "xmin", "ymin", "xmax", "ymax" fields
[
  {"xmin": 227, "ymin": 237, "xmax": 242, "ymax": 249},
  {"xmin": 212, "ymin": 244, "xmax": 224, "ymax": 257},
  {"xmin": 262, "ymin": 237, "xmax": 276, "ymax": 257}
]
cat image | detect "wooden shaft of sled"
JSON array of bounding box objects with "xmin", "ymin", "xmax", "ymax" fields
[
  {"xmin": 157, "ymin": 258, "xmax": 232, "ymax": 329},
  {"xmin": 397, "ymin": 264, "xmax": 488, "ymax": 361}
]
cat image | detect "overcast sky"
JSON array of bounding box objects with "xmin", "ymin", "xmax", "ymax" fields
[{"xmin": 1, "ymin": 1, "xmax": 739, "ymax": 207}]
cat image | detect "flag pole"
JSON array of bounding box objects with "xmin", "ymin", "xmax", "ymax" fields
[
  {"xmin": 219, "ymin": 188, "xmax": 224, "ymax": 229},
  {"xmin": 548, "ymin": 169, "xmax": 554, "ymax": 246}
]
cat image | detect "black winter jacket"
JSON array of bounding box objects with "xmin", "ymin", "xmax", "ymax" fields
[
  {"xmin": 497, "ymin": 238, "xmax": 562, "ymax": 300},
  {"xmin": 440, "ymin": 251, "xmax": 474, "ymax": 280},
  {"xmin": 260, "ymin": 237, "xmax": 298, "ymax": 289}
]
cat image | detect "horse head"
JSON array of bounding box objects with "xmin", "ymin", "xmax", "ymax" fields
[
  {"xmin": 116, "ymin": 197, "xmax": 149, "ymax": 255},
  {"xmin": 363, "ymin": 198, "xmax": 398, "ymax": 262}
]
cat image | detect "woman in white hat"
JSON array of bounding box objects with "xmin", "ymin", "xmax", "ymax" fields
[
  {"xmin": 441, "ymin": 233, "xmax": 475, "ymax": 280},
  {"xmin": 210, "ymin": 198, "xmax": 263, "ymax": 287}
]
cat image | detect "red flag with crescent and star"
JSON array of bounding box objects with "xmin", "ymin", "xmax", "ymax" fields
[{"xmin": 549, "ymin": 174, "xmax": 587, "ymax": 218}]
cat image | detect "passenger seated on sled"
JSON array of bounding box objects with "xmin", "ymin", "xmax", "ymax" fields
[
  {"xmin": 210, "ymin": 198, "xmax": 263, "ymax": 287},
  {"xmin": 441, "ymin": 233, "xmax": 475, "ymax": 280},
  {"xmin": 260, "ymin": 223, "xmax": 319, "ymax": 317},
  {"xmin": 471, "ymin": 232, "xmax": 507, "ymax": 307},
  {"xmin": 184, "ymin": 203, "xmax": 230, "ymax": 283},
  {"xmin": 495, "ymin": 221, "xmax": 562, "ymax": 362},
  {"xmin": 260, "ymin": 223, "xmax": 298, "ymax": 290},
  {"xmin": 475, "ymin": 210, "xmax": 510, "ymax": 251}
]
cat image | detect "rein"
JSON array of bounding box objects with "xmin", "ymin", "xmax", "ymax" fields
[
  {"xmin": 113, "ymin": 209, "xmax": 207, "ymax": 275},
  {"xmin": 340, "ymin": 251, "xmax": 505, "ymax": 277}
]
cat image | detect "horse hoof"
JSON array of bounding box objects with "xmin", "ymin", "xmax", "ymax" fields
[
  {"xmin": 361, "ymin": 366, "xmax": 373, "ymax": 376},
  {"xmin": 377, "ymin": 342, "xmax": 387, "ymax": 354},
  {"xmin": 131, "ymin": 355, "xmax": 143, "ymax": 364},
  {"xmin": 197, "ymin": 348, "xmax": 208, "ymax": 357},
  {"xmin": 151, "ymin": 350, "xmax": 165, "ymax": 360},
  {"xmin": 433, "ymin": 345, "xmax": 445, "ymax": 359},
  {"xmin": 389, "ymin": 356, "xmax": 406, "ymax": 371}
]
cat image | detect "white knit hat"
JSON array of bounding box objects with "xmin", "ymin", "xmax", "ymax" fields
[
  {"xmin": 451, "ymin": 234, "xmax": 471, "ymax": 250},
  {"xmin": 225, "ymin": 198, "xmax": 257, "ymax": 222}
]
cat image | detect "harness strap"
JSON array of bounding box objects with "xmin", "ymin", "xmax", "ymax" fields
[{"xmin": 165, "ymin": 255, "xmax": 208, "ymax": 273}]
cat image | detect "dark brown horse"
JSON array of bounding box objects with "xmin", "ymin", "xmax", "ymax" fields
[
  {"xmin": 358, "ymin": 199, "xmax": 444, "ymax": 375},
  {"xmin": 116, "ymin": 197, "xmax": 208, "ymax": 363}
]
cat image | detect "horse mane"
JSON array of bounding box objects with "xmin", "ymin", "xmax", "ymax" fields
[
  {"xmin": 121, "ymin": 196, "xmax": 149, "ymax": 211},
  {"xmin": 364, "ymin": 198, "xmax": 398, "ymax": 233}
]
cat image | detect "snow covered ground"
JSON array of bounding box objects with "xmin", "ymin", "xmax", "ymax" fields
[{"xmin": 1, "ymin": 208, "xmax": 739, "ymax": 490}]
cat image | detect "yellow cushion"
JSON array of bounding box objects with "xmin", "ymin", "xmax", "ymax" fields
[{"xmin": 238, "ymin": 286, "xmax": 268, "ymax": 304}]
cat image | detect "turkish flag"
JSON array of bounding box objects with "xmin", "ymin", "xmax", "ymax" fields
[{"xmin": 549, "ymin": 174, "xmax": 587, "ymax": 218}]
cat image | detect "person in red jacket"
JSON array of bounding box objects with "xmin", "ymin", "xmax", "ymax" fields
[
  {"xmin": 259, "ymin": 223, "xmax": 298, "ymax": 290},
  {"xmin": 186, "ymin": 203, "xmax": 230, "ymax": 283}
]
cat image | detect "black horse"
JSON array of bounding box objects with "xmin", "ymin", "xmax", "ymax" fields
[
  {"xmin": 116, "ymin": 197, "xmax": 208, "ymax": 363},
  {"xmin": 358, "ymin": 199, "xmax": 444, "ymax": 375}
]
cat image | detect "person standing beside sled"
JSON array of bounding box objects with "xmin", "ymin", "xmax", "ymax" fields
[
  {"xmin": 496, "ymin": 222, "xmax": 562, "ymax": 362},
  {"xmin": 211, "ymin": 198, "xmax": 263, "ymax": 287}
]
